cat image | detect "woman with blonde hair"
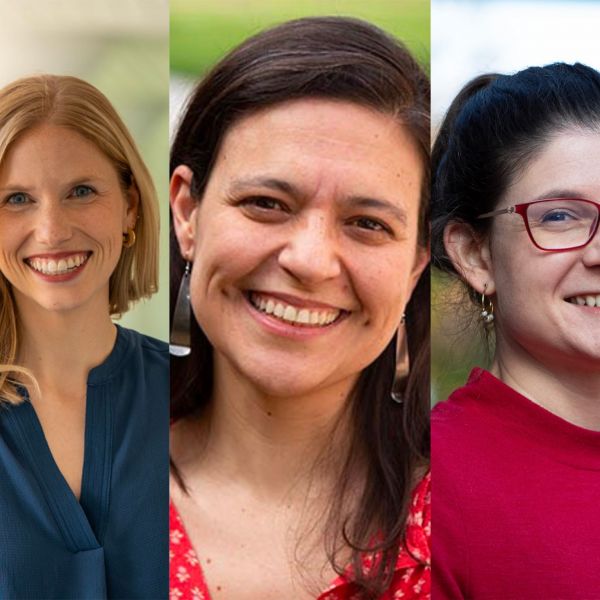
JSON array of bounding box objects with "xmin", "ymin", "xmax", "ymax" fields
[{"xmin": 0, "ymin": 75, "xmax": 167, "ymax": 598}]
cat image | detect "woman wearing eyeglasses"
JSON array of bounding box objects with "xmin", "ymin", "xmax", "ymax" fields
[{"xmin": 431, "ymin": 63, "xmax": 600, "ymax": 599}]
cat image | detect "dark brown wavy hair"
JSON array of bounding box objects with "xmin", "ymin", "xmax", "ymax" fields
[{"xmin": 170, "ymin": 17, "xmax": 430, "ymax": 597}]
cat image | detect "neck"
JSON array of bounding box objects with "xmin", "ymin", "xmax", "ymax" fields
[
  {"xmin": 16, "ymin": 294, "xmax": 116, "ymax": 397},
  {"xmin": 176, "ymin": 353, "xmax": 356, "ymax": 501},
  {"xmin": 492, "ymin": 334, "xmax": 600, "ymax": 430}
]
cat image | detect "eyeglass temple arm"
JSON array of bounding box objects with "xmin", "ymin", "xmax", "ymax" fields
[{"xmin": 477, "ymin": 206, "xmax": 516, "ymax": 219}]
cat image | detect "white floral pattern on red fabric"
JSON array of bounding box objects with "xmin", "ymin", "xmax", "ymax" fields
[{"xmin": 169, "ymin": 472, "xmax": 430, "ymax": 599}]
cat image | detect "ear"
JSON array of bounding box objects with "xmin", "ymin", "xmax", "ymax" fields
[
  {"xmin": 444, "ymin": 221, "xmax": 495, "ymax": 295},
  {"xmin": 123, "ymin": 180, "xmax": 140, "ymax": 229},
  {"xmin": 170, "ymin": 165, "xmax": 199, "ymax": 261}
]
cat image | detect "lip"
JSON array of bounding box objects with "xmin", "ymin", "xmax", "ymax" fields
[
  {"xmin": 243, "ymin": 291, "xmax": 351, "ymax": 339},
  {"xmin": 564, "ymin": 293, "xmax": 600, "ymax": 312},
  {"xmin": 25, "ymin": 251, "xmax": 92, "ymax": 260},
  {"xmin": 24, "ymin": 251, "xmax": 92, "ymax": 283}
]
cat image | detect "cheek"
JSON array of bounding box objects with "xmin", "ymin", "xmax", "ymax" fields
[
  {"xmin": 351, "ymin": 251, "xmax": 412, "ymax": 328},
  {"xmin": 189, "ymin": 225, "xmax": 258, "ymax": 306},
  {"xmin": 0, "ymin": 227, "xmax": 26, "ymax": 271}
]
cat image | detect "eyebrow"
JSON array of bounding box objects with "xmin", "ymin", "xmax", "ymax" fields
[
  {"xmin": 229, "ymin": 176, "xmax": 299, "ymax": 197},
  {"xmin": 229, "ymin": 176, "xmax": 408, "ymax": 222},
  {"xmin": 344, "ymin": 196, "xmax": 408, "ymax": 223},
  {"xmin": 532, "ymin": 188, "xmax": 592, "ymax": 201},
  {"xmin": 0, "ymin": 176, "xmax": 102, "ymax": 194}
]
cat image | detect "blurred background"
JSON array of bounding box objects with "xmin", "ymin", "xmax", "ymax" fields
[
  {"xmin": 0, "ymin": 0, "xmax": 169, "ymax": 340},
  {"xmin": 431, "ymin": 0, "xmax": 600, "ymax": 403},
  {"xmin": 170, "ymin": 0, "xmax": 430, "ymax": 135}
]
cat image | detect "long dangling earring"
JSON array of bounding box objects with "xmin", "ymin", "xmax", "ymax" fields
[
  {"xmin": 170, "ymin": 261, "xmax": 191, "ymax": 356},
  {"xmin": 391, "ymin": 313, "xmax": 409, "ymax": 404},
  {"xmin": 480, "ymin": 284, "xmax": 494, "ymax": 326}
]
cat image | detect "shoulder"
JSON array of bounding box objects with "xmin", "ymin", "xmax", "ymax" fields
[
  {"xmin": 111, "ymin": 327, "xmax": 168, "ymax": 404},
  {"xmin": 118, "ymin": 326, "xmax": 168, "ymax": 366},
  {"xmin": 386, "ymin": 472, "xmax": 431, "ymax": 598},
  {"xmin": 432, "ymin": 368, "xmax": 497, "ymax": 443},
  {"xmin": 169, "ymin": 500, "xmax": 208, "ymax": 596},
  {"xmin": 406, "ymin": 471, "xmax": 431, "ymax": 563}
]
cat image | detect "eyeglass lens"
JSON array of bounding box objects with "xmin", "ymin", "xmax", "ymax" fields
[{"xmin": 526, "ymin": 199, "xmax": 600, "ymax": 249}]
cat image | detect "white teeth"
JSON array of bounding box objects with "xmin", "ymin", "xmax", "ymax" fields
[
  {"xmin": 569, "ymin": 294, "xmax": 600, "ymax": 307},
  {"xmin": 27, "ymin": 254, "xmax": 88, "ymax": 276},
  {"xmin": 250, "ymin": 293, "xmax": 342, "ymax": 327},
  {"xmin": 283, "ymin": 305, "xmax": 297, "ymax": 322},
  {"xmin": 297, "ymin": 309, "xmax": 310, "ymax": 324}
]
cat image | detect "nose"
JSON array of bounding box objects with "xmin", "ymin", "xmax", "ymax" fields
[
  {"xmin": 277, "ymin": 214, "xmax": 342, "ymax": 284},
  {"xmin": 34, "ymin": 201, "xmax": 73, "ymax": 246}
]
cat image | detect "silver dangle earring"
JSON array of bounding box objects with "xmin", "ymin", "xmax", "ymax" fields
[
  {"xmin": 391, "ymin": 313, "xmax": 409, "ymax": 404},
  {"xmin": 170, "ymin": 261, "xmax": 191, "ymax": 356},
  {"xmin": 480, "ymin": 284, "xmax": 494, "ymax": 326}
]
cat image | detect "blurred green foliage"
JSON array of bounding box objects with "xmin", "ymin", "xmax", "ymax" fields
[
  {"xmin": 170, "ymin": 0, "xmax": 429, "ymax": 76},
  {"xmin": 431, "ymin": 270, "xmax": 491, "ymax": 405}
]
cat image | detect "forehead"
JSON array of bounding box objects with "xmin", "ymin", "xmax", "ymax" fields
[
  {"xmin": 0, "ymin": 124, "xmax": 115, "ymax": 184},
  {"xmin": 212, "ymin": 98, "xmax": 423, "ymax": 198},
  {"xmin": 505, "ymin": 128, "xmax": 600, "ymax": 202}
]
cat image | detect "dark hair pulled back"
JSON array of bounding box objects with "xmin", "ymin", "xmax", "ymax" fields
[
  {"xmin": 432, "ymin": 62, "xmax": 600, "ymax": 277},
  {"xmin": 170, "ymin": 16, "xmax": 430, "ymax": 597}
]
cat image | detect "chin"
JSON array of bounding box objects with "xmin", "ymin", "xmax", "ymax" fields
[
  {"xmin": 251, "ymin": 372, "xmax": 325, "ymax": 399},
  {"xmin": 231, "ymin": 356, "xmax": 341, "ymax": 400}
]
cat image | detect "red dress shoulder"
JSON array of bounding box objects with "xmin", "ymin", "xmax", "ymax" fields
[{"xmin": 170, "ymin": 472, "xmax": 430, "ymax": 600}]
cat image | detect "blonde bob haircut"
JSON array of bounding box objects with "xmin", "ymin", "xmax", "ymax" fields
[{"xmin": 0, "ymin": 74, "xmax": 159, "ymax": 404}]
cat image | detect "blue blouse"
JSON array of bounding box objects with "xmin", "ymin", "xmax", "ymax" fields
[{"xmin": 0, "ymin": 326, "xmax": 168, "ymax": 599}]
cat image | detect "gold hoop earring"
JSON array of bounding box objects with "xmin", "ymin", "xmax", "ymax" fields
[
  {"xmin": 123, "ymin": 228, "xmax": 136, "ymax": 248},
  {"xmin": 480, "ymin": 284, "xmax": 494, "ymax": 325}
]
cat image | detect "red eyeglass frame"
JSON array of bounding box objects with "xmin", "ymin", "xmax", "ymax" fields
[{"xmin": 477, "ymin": 197, "xmax": 600, "ymax": 252}]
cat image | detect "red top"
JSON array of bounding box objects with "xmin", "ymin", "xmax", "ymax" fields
[
  {"xmin": 432, "ymin": 368, "xmax": 600, "ymax": 599},
  {"xmin": 170, "ymin": 472, "xmax": 430, "ymax": 599}
]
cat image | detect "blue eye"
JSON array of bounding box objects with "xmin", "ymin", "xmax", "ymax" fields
[
  {"xmin": 71, "ymin": 185, "xmax": 95, "ymax": 199},
  {"xmin": 541, "ymin": 211, "xmax": 575, "ymax": 222},
  {"xmin": 5, "ymin": 192, "xmax": 30, "ymax": 206}
]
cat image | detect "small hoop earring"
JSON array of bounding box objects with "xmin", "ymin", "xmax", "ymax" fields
[
  {"xmin": 122, "ymin": 228, "xmax": 136, "ymax": 248},
  {"xmin": 170, "ymin": 261, "xmax": 191, "ymax": 356},
  {"xmin": 391, "ymin": 313, "xmax": 409, "ymax": 404},
  {"xmin": 480, "ymin": 284, "xmax": 494, "ymax": 325}
]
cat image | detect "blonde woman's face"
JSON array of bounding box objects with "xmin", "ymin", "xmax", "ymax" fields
[
  {"xmin": 0, "ymin": 124, "xmax": 137, "ymax": 316},
  {"xmin": 173, "ymin": 99, "xmax": 427, "ymax": 398}
]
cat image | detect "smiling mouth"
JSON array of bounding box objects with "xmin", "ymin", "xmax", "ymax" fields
[
  {"xmin": 247, "ymin": 291, "xmax": 348, "ymax": 327},
  {"xmin": 566, "ymin": 294, "xmax": 600, "ymax": 308},
  {"xmin": 25, "ymin": 252, "xmax": 91, "ymax": 276}
]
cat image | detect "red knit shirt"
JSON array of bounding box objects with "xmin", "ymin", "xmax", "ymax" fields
[
  {"xmin": 170, "ymin": 472, "xmax": 430, "ymax": 599},
  {"xmin": 432, "ymin": 368, "xmax": 600, "ymax": 599}
]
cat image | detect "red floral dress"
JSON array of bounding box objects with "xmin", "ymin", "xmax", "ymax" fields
[{"xmin": 170, "ymin": 472, "xmax": 430, "ymax": 599}]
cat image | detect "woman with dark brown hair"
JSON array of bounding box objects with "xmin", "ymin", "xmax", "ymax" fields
[
  {"xmin": 169, "ymin": 17, "xmax": 430, "ymax": 599},
  {"xmin": 432, "ymin": 63, "xmax": 600, "ymax": 599}
]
